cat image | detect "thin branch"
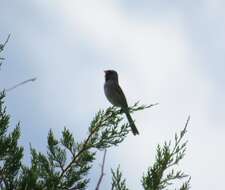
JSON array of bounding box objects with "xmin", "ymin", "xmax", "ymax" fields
[
  {"xmin": 58, "ymin": 125, "xmax": 98, "ymax": 180},
  {"xmin": 95, "ymin": 149, "xmax": 107, "ymax": 190},
  {"xmin": 171, "ymin": 115, "xmax": 190, "ymax": 155},
  {"xmin": 58, "ymin": 108, "xmax": 121, "ymax": 187},
  {"xmin": 0, "ymin": 34, "xmax": 11, "ymax": 51},
  {"xmin": 129, "ymin": 102, "xmax": 159, "ymax": 113},
  {"xmin": 3, "ymin": 34, "xmax": 11, "ymax": 47},
  {"xmin": 0, "ymin": 34, "xmax": 11, "ymax": 68},
  {"xmin": 5, "ymin": 77, "xmax": 37, "ymax": 92}
]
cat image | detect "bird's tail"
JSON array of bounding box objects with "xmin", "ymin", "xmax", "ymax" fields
[{"xmin": 125, "ymin": 112, "xmax": 139, "ymax": 135}]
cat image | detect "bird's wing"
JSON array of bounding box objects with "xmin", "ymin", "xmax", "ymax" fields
[{"xmin": 111, "ymin": 82, "xmax": 129, "ymax": 109}]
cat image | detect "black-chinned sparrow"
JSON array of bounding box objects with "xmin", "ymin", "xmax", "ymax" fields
[{"xmin": 104, "ymin": 70, "xmax": 139, "ymax": 135}]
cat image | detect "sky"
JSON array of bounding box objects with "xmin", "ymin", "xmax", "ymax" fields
[{"xmin": 1, "ymin": 0, "xmax": 225, "ymax": 189}]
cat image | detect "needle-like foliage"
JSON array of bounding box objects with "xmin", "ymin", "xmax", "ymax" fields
[
  {"xmin": 17, "ymin": 104, "xmax": 150, "ymax": 190},
  {"xmin": 111, "ymin": 118, "xmax": 190, "ymax": 190},
  {"xmin": 111, "ymin": 166, "xmax": 129, "ymax": 190},
  {"xmin": 0, "ymin": 87, "xmax": 190, "ymax": 190},
  {"xmin": 141, "ymin": 117, "xmax": 191, "ymax": 190},
  {"xmin": 0, "ymin": 34, "xmax": 10, "ymax": 68},
  {"xmin": 0, "ymin": 92, "xmax": 23, "ymax": 190}
]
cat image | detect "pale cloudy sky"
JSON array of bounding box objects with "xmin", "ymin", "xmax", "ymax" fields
[{"xmin": 1, "ymin": 1, "xmax": 225, "ymax": 189}]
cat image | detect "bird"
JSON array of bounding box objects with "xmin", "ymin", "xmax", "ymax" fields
[{"xmin": 104, "ymin": 70, "xmax": 139, "ymax": 135}]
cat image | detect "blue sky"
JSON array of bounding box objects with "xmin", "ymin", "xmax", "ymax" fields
[{"xmin": 1, "ymin": 1, "xmax": 225, "ymax": 189}]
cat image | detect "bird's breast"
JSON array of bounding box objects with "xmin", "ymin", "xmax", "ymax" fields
[{"xmin": 104, "ymin": 81, "xmax": 121, "ymax": 107}]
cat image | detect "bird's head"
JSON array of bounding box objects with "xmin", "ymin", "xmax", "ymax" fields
[{"xmin": 104, "ymin": 70, "xmax": 119, "ymax": 82}]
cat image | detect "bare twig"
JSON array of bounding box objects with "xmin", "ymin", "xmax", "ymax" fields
[
  {"xmin": 5, "ymin": 77, "xmax": 37, "ymax": 92},
  {"xmin": 95, "ymin": 149, "xmax": 107, "ymax": 190}
]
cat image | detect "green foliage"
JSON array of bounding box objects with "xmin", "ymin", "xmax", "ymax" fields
[
  {"xmin": 0, "ymin": 92, "xmax": 23, "ymax": 190},
  {"xmin": 0, "ymin": 34, "xmax": 10, "ymax": 68},
  {"xmin": 111, "ymin": 166, "xmax": 129, "ymax": 190},
  {"xmin": 111, "ymin": 118, "xmax": 190, "ymax": 190},
  {"xmin": 0, "ymin": 88, "xmax": 190, "ymax": 190},
  {"xmin": 17, "ymin": 104, "xmax": 149, "ymax": 190},
  {"xmin": 142, "ymin": 117, "xmax": 191, "ymax": 190}
]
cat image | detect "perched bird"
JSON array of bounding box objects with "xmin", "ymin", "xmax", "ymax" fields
[{"xmin": 104, "ymin": 70, "xmax": 139, "ymax": 135}]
